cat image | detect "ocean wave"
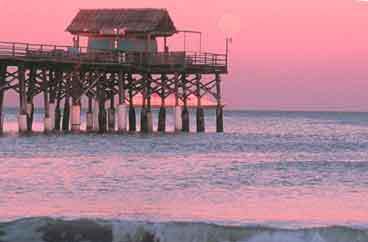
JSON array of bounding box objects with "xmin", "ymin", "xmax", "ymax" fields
[{"xmin": 0, "ymin": 218, "xmax": 367, "ymax": 242}]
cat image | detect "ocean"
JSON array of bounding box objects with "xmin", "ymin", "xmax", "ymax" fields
[{"xmin": 0, "ymin": 108, "xmax": 368, "ymax": 242}]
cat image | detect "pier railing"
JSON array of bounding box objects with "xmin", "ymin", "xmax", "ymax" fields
[{"xmin": 0, "ymin": 41, "xmax": 227, "ymax": 70}]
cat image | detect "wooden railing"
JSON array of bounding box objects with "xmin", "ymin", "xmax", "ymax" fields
[{"xmin": 0, "ymin": 41, "xmax": 227, "ymax": 69}]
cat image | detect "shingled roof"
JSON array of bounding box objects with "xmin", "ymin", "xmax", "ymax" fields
[{"xmin": 66, "ymin": 8, "xmax": 177, "ymax": 37}]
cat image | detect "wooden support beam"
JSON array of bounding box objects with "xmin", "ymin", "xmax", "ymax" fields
[
  {"xmin": 42, "ymin": 69, "xmax": 52, "ymax": 133},
  {"xmin": 174, "ymin": 73, "xmax": 182, "ymax": 132},
  {"xmin": 62, "ymin": 77, "xmax": 70, "ymax": 132},
  {"xmin": 0, "ymin": 88, "xmax": 3, "ymax": 134},
  {"xmin": 140, "ymin": 77, "xmax": 148, "ymax": 133},
  {"xmin": 128, "ymin": 75, "xmax": 136, "ymax": 132},
  {"xmin": 181, "ymin": 74, "xmax": 190, "ymax": 132},
  {"xmin": 26, "ymin": 66, "xmax": 36, "ymax": 132},
  {"xmin": 118, "ymin": 72, "xmax": 125, "ymax": 105},
  {"xmin": 117, "ymin": 72, "xmax": 127, "ymax": 132},
  {"xmin": 215, "ymin": 73, "xmax": 224, "ymax": 133},
  {"xmin": 18, "ymin": 64, "xmax": 28, "ymax": 133},
  {"xmin": 86, "ymin": 95, "xmax": 93, "ymax": 131},
  {"xmin": 108, "ymin": 92, "xmax": 115, "ymax": 131},
  {"xmin": 0, "ymin": 64, "xmax": 6, "ymax": 134},
  {"xmin": 97, "ymin": 75, "xmax": 107, "ymax": 133},
  {"xmin": 18, "ymin": 65, "xmax": 27, "ymax": 115},
  {"xmin": 196, "ymin": 75, "xmax": 205, "ymax": 132},
  {"xmin": 174, "ymin": 74, "xmax": 179, "ymax": 107},
  {"xmin": 71, "ymin": 70, "xmax": 81, "ymax": 132},
  {"xmin": 157, "ymin": 75, "xmax": 166, "ymax": 132},
  {"xmin": 48, "ymin": 69, "xmax": 56, "ymax": 131},
  {"xmin": 54, "ymin": 71, "xmax": 63, "ymax": 131},
  {"xmin": 146, "ymin": 76, "xmax": 153, "ymax": 133}
]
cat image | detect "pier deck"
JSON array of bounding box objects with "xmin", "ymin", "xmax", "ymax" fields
[{"xmin": 0, "ymin": 41, "xmax": 227, "ymax": 74}]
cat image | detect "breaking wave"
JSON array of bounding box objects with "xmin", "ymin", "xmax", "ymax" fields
[{"xmin": 0, "ymin": 217, "xmax": 367, "ymax": 242}]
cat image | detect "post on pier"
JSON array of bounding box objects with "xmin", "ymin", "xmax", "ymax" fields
[
  {"xmin": 42, "ymin": 69, "xmax": 52, "ymax": 133},
  {"xmin": 181, "ymin": 74, "xmax": 190, "ymax": 132},
  {"xmin": 18, "ymin": 64, "xmax": 28, "ymax": 133},
  {"xmin": 196, "ymin": 74, "xmax": 205, "ymax": 132},
  {"xmin": 48, "ymin": 70, "xmax": 56, "ymax": 131},
  {"xmin": 117, "ymin": 72, "xmax": 127, "ymax": 132},
  {"xmin": 215, "ymin": 73, "xmax": 224, "ymax": 133},
  {"xmin": 71, "ymin": 70, "xmax": 82, "ymax": 133},
  {"xmin": 108, "ymin": 92, "xmax": 115, "ymax": 132},
  {"xmin": 157, "ymin": 74, "xmax": 166, "ymax": 132},
  {"xmin": 86, "ymin": 95, "xmax": 93, "ymax": 131},
  {"xmin": 62, "ymin": 77, "xmax": 70, "ymax": 132},
  {"xmin": 93, "ymin": 96, "xmax": 99, "ymax": 132},
  {"xmin": 97, "ymin": 76, "xmax": 107, "ymax": 133},
  {"xmin": 128, "ymin": 81, "xmax": 136, "ymax": 132},
  {"xmin": 26, "ymin": 66, "xmax": 36, "ymax": 132},
  {"xmin": 146, "ymin": 76, "xmax": 153, "ymax": 133},
  {"xmin": 0, "ymin": 64, "xmax": 6, "ymax": 134},
  {"xmin": 174, "ymin": 74, "xmax": 182, "ymax": 132},
  {"xmin": 54, "ymin": 71, "xmax": 63, "ymax": 131},
  {"xmin": 140, "ymin": 79, "xmax": 148, "ymax": 133}
]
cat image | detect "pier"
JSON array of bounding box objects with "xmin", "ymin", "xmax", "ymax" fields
[{"xmin": 0, "ymin": 8, "xmax": 227, "ymax": 134}]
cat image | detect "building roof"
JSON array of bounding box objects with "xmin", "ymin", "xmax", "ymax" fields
[{"xmin": 66, "ymin": 8, "xmax": 177, "ymax": 37}]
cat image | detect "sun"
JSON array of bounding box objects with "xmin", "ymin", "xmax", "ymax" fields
[{"xmin": 218, "ymin": 13, "xmax": 241, "ymax": 36}]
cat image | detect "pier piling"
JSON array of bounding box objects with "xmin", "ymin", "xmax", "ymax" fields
[
  {"xmin": 43, "ymin": 70, "xmax": 52, "ymax": 133},
  {"xmin": 26, "ymin": 66, "xmax": 36, "ymax": 132},
  {"xmin": 108, "ymin": 95, "xmax": 115, "ymax": 132},
  {"xmin": 146, "ymin": 78, "xmax": 153, "ymax": 133},
  {"xmin": 54, "ymin": 71, "xmax": 63, "ymax": 131},
  {"xmin": 49, "ymin": 70, "xmax": 56, "ymax": 131},
  {"xmin": 18, "ymin": 65, "xmax": 28, "ymax": 133},
  {"xmin": 129, "ymin": 104, "xmax": 136, "ymax": 132},
  {"xmin": 97, "ymin": 80, "xmax": 107, "ymax": 133},
  {"xmin": 71, "ymin": 104, "xmax": 81, "ymax": 133},
  {"xmin": 62, "ymin": 97, "xmax": 70, "ymax": 132},
  {"xmin": 174, "ymin": 77, "xmax": 182, "ymax": 132},
  {"xmin": 216, "ymin": 74, "xmax": 224, "ymax": 133},
  {"xmin": 0, "ymin": 65, "xmax": 5, "ymax": 134},
  {"xmin": 71, "ymin": 71, "xmax": 81, "ymax": 133},
  {"xmin": 181, "ymin": 75, "xmax": 190, "ymax": 132},
  {"xmin": 158, "ymin": 93, "xmax": 166, "ymax": 132},
  {"xmin": 86, "ymin": 96, "xmax": 93, "ymax": 131},
  {"xmin": 93, "ymin": 99, "xmax": 99, "ymax": 131},
  {"xmin": 26, "ymin": 101, "xmax": 34, "ymax": 132},
  {"xmin": 140, "ymin": 95, "xmax": 148, "ymax": 133},
  {"xmin": 54, "ymin": 97, "xmax": 61, "ymax": 131},
  {"xmin": 158, "ymin": 106, "xmax": 166, "ymax": 132},
  {"xmin": 182, "ymin": 105, "xmax": 189, "ymax": 132},
  {"xmin": 0, "ymin": 90, "xmax": 3, "ymax": 134},
  {"xmin": 196, "ymin": 76, "xmax": 205, "ymax": 132},
  {"xmin": 196, "ymin": 107, "xmax": 205, "ymax": 132},
  {"xmin": 117, "ymin": 72, "xmax": 127, "ymax": 132},
  {"xmin": 157, "ymin": 75, "xmax": 167, "ymax": 132},
  {"xmin": 128, "ymin": 89, "xmax": 136, "ymax": 132},
  {"xmin": 117, "ymin": 103, "xmax": 127, "ymax": 132}
]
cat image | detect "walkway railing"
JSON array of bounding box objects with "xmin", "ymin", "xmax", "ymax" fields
[{"xmin": 0, "ymin": 41, "xmax": 227, "ymax": 69}]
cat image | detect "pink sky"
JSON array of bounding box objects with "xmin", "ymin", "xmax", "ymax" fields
[{"xmin": 1, "ymin": 0, "xmax": 368, "ymax": 111}]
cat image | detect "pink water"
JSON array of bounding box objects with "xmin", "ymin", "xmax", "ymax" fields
[{"xmin": 1, "ymin": 109, "xmax": 368, "ymax": 229}]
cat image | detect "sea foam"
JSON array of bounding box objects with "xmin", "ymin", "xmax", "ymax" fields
[{"xmin": 0, "ymin": 217, "xmax": 367, "ymax": 242}]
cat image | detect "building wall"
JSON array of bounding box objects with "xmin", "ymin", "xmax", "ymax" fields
[{"xmin": 88, "ymin": 37, "xmax": 157, "ymax": 52}]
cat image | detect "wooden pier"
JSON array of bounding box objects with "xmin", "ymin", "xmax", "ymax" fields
[{"xmin": 0, "ymin": 9, "xmax": 227, "ymax": 134}]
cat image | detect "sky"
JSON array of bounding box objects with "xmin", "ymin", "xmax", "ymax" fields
[{"xmin": 1, "ymin": 0, "xmax": 368, "ymax": 111}]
